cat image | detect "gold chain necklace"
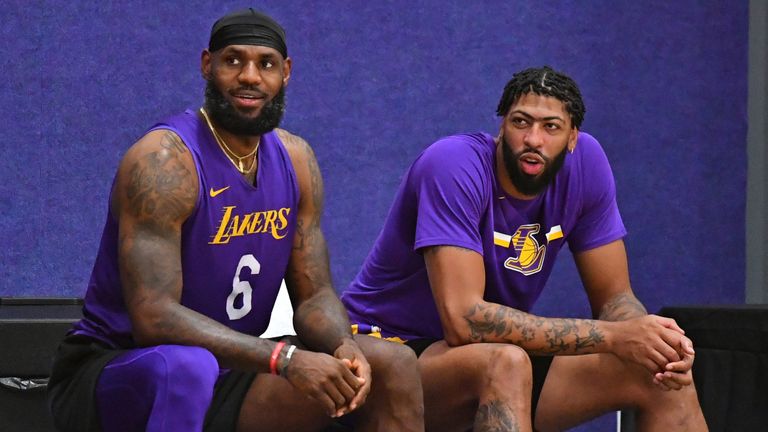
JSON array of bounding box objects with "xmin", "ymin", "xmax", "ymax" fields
[{"xmin": 199, "ymin": 108, "xmax": 259, "ymax": 174}]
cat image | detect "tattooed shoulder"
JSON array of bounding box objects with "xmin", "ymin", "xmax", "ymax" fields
[
  {"xmin": 118, "ymin": 129, "xmax": 197, "ymax": 229},
  {"xmin": 276, "ymin": 128, "xmax": 323, "ymax": 212},
  {"xmin": 276, "ymin": 128, "xmax": 313, "ymax": 158}
]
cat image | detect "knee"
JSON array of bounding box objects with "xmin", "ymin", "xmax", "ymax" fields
[
  {"xmin": 484, "ymin": 345, "xmax": 532, "ymax": 387},
  {"xmin": 365, "ymin": 339, "xmax": 420, "ymax": 377},
  {"xmin": 137, "ymin": 345, "xmax": 219, "ymax": 394},
  {"xmin": 160, "ymin": 345, "xmax": 219, "ymax": 390}
]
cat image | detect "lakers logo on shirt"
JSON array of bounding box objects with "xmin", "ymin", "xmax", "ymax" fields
[
  {"xmin": 210, "ymin": 205, "xmax": 292, "ymax": 244},
  {"xmin": 495, "ymin": 224, "xmax": 547, "ymax": 276}
]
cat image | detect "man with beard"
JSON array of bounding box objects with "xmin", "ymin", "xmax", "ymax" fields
[
  {"xmin": 47, "ymin": 8, "xmax": 424, "ymax": 432},
  {"xmin": 341, "ymin": 66, "xmax": 708, "ymax": 431}
]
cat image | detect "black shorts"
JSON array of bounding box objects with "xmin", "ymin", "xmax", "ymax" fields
[
  {"xmin": 47, "ymin": 334, "xmax": 257, "ymax": 432},
  {"xmin": 404, "ymin": 338, "xmax": 553, "ymax": 420}
]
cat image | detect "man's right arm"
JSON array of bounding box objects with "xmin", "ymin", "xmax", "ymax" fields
[
  {"xmin": 424, "ymin": 245, "xmax": 684, "ymax": 373},
  {"xmin": 114, "ymin": 129, "xmax": 276, "ymax": 372}
]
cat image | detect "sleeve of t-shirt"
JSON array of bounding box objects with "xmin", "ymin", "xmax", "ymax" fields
[
  {"xmin": 410, "ymin": 135, "xmax": 490, "ymax": 255},
  {"xmin": 567, "ymin": 133, "xmax": 627, "ymax": 253}
]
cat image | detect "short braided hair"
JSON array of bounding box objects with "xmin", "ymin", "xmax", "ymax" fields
[{"xmin": 496, "ymin": 66, "xmax": 585, "ymax": 129}]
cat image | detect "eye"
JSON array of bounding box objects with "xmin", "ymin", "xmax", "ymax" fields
[
  {"xmin": 225, "ymin": 56, "xmax": 240, "ymax": 66},
  {"xmin": 511, "ymin": 117, "xmax": 528, "ymax": 127},
  {"xmin": 544, "ymin": 123, "xmax": 560, "ymax": 131},
  {"xmin": 261, "ymin": 59, "xmax": 275, "ymax": 69}
]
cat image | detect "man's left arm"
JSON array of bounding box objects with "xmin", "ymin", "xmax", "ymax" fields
[
  {"xmin": 574, "ymin": 239, "xmax": 646, "ymax": 321},
  {"xmin": 278, "ymin": 129, "xmax": 371, "ymax": 410},
  {"xmin": 574, "ymin": 239, "xmax": 695, "ymax": 390}
]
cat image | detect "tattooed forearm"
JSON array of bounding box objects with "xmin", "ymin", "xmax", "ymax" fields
[
  {"xmin": 599, "ymin": 292, "xmax": 647, "ymax": 321},
  {"xmin": 279, "ymin": 130, "xmax": 352, "ymax": 353},
  {"xmin": 474, "ymin": 400, "xmax": 520, "ymax": 432},
  {"xmin": 463, "ymin": 303, "xmax": 605, "ymax": 355}
]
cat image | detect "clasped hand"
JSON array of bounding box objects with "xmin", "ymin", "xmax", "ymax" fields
[
  {"xmin": 283, "ymin": 340, "xmax": 371, "ymax": 417},
  {"xmin": 613, "ymin": 315, "xmax": 695, "ymax": 391}
]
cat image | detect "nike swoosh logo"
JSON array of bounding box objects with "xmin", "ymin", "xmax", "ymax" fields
[{"xmin": 209, "ymin": 186, "xmax": 230, "ymax": 197}]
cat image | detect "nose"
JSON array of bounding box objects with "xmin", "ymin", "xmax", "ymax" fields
[
  {"xmin": 523, "ymin": 124, "xmax": 545, "ymax": 149},
  {"xmin": 238, "ymin": 61, "xmax": 262, "ymax": 85}
]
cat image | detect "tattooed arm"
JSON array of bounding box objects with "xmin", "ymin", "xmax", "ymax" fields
[
  {"xmin": 116, "ymin": 129, "xmax": 368, "ymax": 415},
  {"xmin": 573, "ymin": 239, "xmax": 647, "ymax": 321},
  {"xmin": 278, "ymin": 129, "xmax": 371, "ymax": 413},
  {"xmin": 576, "ymin": 239, "xmax": 695, "ymax": 389},
  {"xmin": 115, "ymin": 130, "xmax": 278, "ymax": 371},
  {"xmin": 424, "ymin": 242, "xmax": 688, "ymax": 373}
]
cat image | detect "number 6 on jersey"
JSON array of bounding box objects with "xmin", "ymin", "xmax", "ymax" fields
[{"xmin": 227, "ymin": 254, "xmax": 260, "ymax": 320}]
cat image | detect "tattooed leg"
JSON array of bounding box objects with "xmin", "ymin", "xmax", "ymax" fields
[
  {"xmin": 418, "ymin": 342, "xmax": 532, "ymax": 432},
  {"xmin": 474, "ymin": 400, "xmax": 520, "ymax": 432}
]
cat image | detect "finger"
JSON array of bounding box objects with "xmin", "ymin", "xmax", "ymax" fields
[
  {"xmin": 350, "ymin": 357, "xmax": 371, "ymax": 382},
  {"xmin": 338, "ymin": 361, "xmax": 364, "ymax": 390},
  {"xmin": 652, "ymin": 374, "xmax": 673, "ymax": 391},
  {"xmin": 659, "ymin": 372, "xmax": 686, "ymax": 390},
  {"xmin": 680, "ymin": 337, "xmax": 696, "ymax": 356},
  {"xmin": 312, "ymin": 390, "xmax": 339, "ymax": 417},
  {"xmin": 654, "ymin": 316, "xmax": 685, "ymax": 334},
  {"xmin": 650, "ymin": 343, "xmax": 680, "ymax": 372},
  {"xmin": 344, "ymin": 358, "xmax": 365, "ymax": 383},
  {"xmin": 662, "ymin": 370, "xmax": 692, "ymax": 387},
  {"xmin": 641, "ymin": 357, "xmax": 662, "ymax": 374},
  {"xmin": 349, "ymin": 370, "xmax": 372, "ymax": 409},
  {"xmin": 323, "ymin": 380, "xmax": 348, "ymax": 410},
  {"xmin": 331, "ymin": 371, "xmax": 358, "ymax": 404},
  {"xmin": 349, "ymin": 376, "xmax": 371, "ymax": 411},
  {"xmin": 665, "ymin": 355, "xmax": 693, "ymax": 373},
  {"xmin": 332, "ymin": 373, "xmax": 357, "ymax": 402},
  {"xmin": 657, "ymin": 330, "xmax": 685, "ymax": 362}
]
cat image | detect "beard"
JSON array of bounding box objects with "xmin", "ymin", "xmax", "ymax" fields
[
  {"xmin": 501, "ymin": 135, "xmax": 567, "ymax": 197},
  {"xmin": 204, "ymin": 79, "xmax": 286, "ymax": 136}
]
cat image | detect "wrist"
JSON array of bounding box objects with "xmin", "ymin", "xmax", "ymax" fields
[
  {"xmin": 278, "ymin": 344, "xmax": 297, "ymax": 377},
  {"xmin": 600, "ymin": 320, "xmax": 619, "ymax": 354},
  {"xmin": 269, "ymin": 341, "xmax": 287, "ymax": 375},
  {"xmin": 333, "ymin": 336, "xmax": 358, "ymax": 359}
]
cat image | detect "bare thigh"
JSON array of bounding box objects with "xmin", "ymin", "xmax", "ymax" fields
[
  {"xmin": 534, "ymin": 353, "xmax": 681, "ymax": 432},
  {"xmin": 418, "ymin": 341, "xmax": 532, "ymax": 432},
  {"xmin": 236, "ymin": 371, "xmax": 333, "ymax": 432}
]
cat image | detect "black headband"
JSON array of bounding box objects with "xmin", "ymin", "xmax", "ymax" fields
[{"xmin": 208, "ymin": 8, "xmax": 287, "ymax": 58}]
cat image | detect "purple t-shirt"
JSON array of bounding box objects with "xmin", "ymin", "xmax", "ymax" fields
[
  {"xmin": 72, "ymin": 110, "xmax": 299, "ymax": 348},
  {"xmin": 341, "ymin": 131, "xmax": 626, "ymax": 341}
]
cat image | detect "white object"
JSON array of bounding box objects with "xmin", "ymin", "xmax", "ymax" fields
[{"xmin": 259, "ymin": 280, "xmax": 296, "ymax": 338}]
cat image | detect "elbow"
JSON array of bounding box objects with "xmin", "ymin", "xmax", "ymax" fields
[
  {"xmin": 128, "ymin": 305, "xmax": 173, "ymax": 347},
  {"xmin": 443, "ymin": 333, "xmax": 472, "ymax": 347},
  {"xmin": 441, "ymin": 315, "xmax": 474, "ymax": 347},
  {"xmin": 132, "ymin": 331, "xmax": 158, "ymax": 347},
  {"xmin": 131, "ymin": 318, "xmax": 164, "ymax": 347}
]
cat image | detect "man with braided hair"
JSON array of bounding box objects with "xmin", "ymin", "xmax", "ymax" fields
[
  {"xmin": 47, "ymin": 8, "xmax": 424, "ymax": 432},
  {"xmin": 342, "ymin": 66, "xmax": 708, "ymax": 431}
]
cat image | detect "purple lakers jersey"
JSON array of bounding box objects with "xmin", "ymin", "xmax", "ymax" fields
[
  {"xmin": 341, "ymin": 132, "xmax": 626, "ymax": 341},
  {"xmin": 72, "ymin": 110, "xmax": 298, "ymax": 348}
]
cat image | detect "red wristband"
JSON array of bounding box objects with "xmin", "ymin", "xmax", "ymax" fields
[{"xmin": 270, "ymin": 341, "xmax": 286, "ymax": 375}]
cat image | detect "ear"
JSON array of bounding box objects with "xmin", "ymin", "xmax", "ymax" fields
[
  {"xmin": 567, "ymin": 128, "xmax": 578, "ymax": 153},
  {"xmin": 201, "ymin": 50, "xmax": 212, "ymax": 80},
  {"xmin": 281, "ymin": 56, "xmax": 292, "ymax": 87}
]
